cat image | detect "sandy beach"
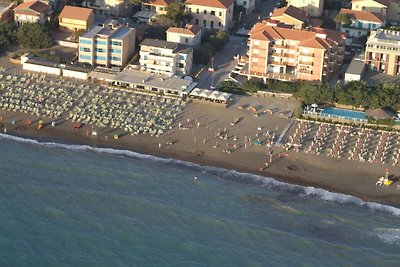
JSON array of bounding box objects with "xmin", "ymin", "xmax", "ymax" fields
[{"xmin": 1, "ymin": 92, "xmax": 400, "ymax": 207}]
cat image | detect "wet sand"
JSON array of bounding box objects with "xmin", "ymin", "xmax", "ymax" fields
[{"xmin": 1, "ymin": 97, "xmax": 400, "ymax": 207}]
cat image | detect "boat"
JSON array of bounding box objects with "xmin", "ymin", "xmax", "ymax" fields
[
  {"xmin": 376, "ymin": 170, "xmax": 393, "ymax": 186},
  {"xmin": 230, "ymin": 118, "xmax": 240, "ymax": 125}
]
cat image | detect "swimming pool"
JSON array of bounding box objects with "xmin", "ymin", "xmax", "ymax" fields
[{"xmin": 304, "ymin": 107, "xmax": 367, "ymax": 122}]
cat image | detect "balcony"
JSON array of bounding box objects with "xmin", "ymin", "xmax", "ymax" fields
[
  {"xmin": 269, "ymin": 61, "xmax": 286, "ymax": 66},
  {"xmin": 271, "ymin": 52, "xmax": 288, "ymax": 58},
  {"xmin": 298, "ymin": 61, "xmax": 313, "ymax": 66},
  {"xmin": 298, "ymin": 69, "xmax": 312, "ymax": 75}
]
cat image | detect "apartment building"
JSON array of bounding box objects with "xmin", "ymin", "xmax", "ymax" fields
[
  {"xmin": 59, "ymin": 5, "xmax": 94, "ymax": 32},
  {"xmin": 338, "ymin": 9, "xmax": 384, "ymax": 45},
  {"xmin": 139, "ymin": 38, "xmax": 193, "ymax": 76},
  {"xmin": 270, "ymin": 5, "xmax": 308, "ymax": 29},
  {"xmin": 235, "ymin": 0, "xmax": 256, "ymax": 13},
  {"xmin": 286, "ymin": 0, "xmax": 324, "ymax": 17},
  {"xmin": 186, "ymin": 0, "xmax": 234, "ymax": 30},
  {"xmin": 166, "ymin": 24, "xmax": 202, "ymax": 47},
  {"xmin": 365, "ymin": 29, "xmax": 400, "ymax": 75},
  {"xmin": 78, "ymin": 20, "xmax": 136, "ymax": 68},
  {"xmin": 246, "ymin": 23, "xmax": 345, "ymax": 82},
  {"xmin": 14, "ymin": 0, "xmax": 48, "ymax": 25},
  {"xmin": 351, "ymin": 0, "xmax": 400, "ymax": 22},
  {"xmin": 82, "ymin": 0, "xmax": 125, "ymax": 17}
]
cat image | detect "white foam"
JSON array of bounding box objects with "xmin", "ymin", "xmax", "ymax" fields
[
  {"xmin": 1, "ymin": 133, "xmax": 400, "ymax": 216},
  {"xmin": 375, "ymin": 228, "xmax": 400, "ymax": 244}
]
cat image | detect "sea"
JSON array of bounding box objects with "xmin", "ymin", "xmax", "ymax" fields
[{"xmin": 1, "ymin": 134, "xmax": 400, "ymax": 267}]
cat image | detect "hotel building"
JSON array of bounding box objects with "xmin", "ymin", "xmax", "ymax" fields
[
  {"xmin": 139, "ymin": 38, "xmax": 193, "ymax": 76},
  {"xmin": 246, "ymin": 22, "xmax": 345, "ymax": 82},
  {"xmin": 365, "ymin": 29, "xmax": 400, "ymax": 75},
  {"xmin": 78, "ymin": 20, "xmax": 136, "ymax": 68}
]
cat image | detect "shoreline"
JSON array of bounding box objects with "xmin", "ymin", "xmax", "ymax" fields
[{"xmin": 3, "ymin": 116, "xmax": 400, "ymax": 208}]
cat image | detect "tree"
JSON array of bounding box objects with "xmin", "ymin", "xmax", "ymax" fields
[
  {"xmin": 209, "ymin": 29, "xmax": 229, "ymax": 51},
  {"xmin": 241, "ymin": 80, "xmax": 262, "ymax": 93},
  {"xmin": 158, "ymin": 2, "xmax": 191, "ymax": 27},
  {"xmin": 15, "ymin": 23, "xmax": 53, "ymax": 49},
  {"xmin": 129, "ymin": 0, "xmax": 148, "ymax": 5},
  {"xmin": 0, "ymin": 22, "xmax": 16, "ymax": 52},
  {"xmin": 334, "ymin": 13, "xmax": 352, "ymax": 26}
]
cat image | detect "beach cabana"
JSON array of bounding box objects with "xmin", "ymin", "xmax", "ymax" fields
[{"xmin": 189, "ymin": 88, "xmax": 201, "ymax": 98}]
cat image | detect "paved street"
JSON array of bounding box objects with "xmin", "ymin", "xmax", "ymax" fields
[{"xmin": 196, "ymin": 0, "xmax": 282, "ymax": 89}]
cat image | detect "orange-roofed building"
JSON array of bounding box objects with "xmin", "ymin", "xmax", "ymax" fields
[
  {"xmin": 14, "ymin": 0, "xmax": 48, "ymax": 25},
  {"xmin": 167, "ymin": 24, "xmax": 202, "ymax": 47},
  {"xmin": 351, "ymin": 0, "xmax": 400, "ymax": 22},
  {"xmin": 245, "ymin": 23, "xmax": 345, "ymax": 82},
  {"xmin": 287, "ymin": 0, "xmax": 324, "ymax": 17},
  {"xmin": 59, "ymin": 6, "xmax": 94, "ymax": 32},
  {"xmin": 143, "ymin": 0, "xmax": 179, "ymax": 15},
  {"xmin": 270, "ymin": 5, "xmax": 308, "ymax": 29},
  {"xmin": 185, "ymin": 0, "xmax": 234, "ymax": 30},
  {"xmin": 338, "ymin": 9, "xmax": 385, "ymax": 45}
]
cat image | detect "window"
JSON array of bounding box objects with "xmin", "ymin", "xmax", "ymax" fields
[
  {"xmin": 218, "ymin": 22, "xmax": 221, "ymax": 27},
  {"xmin": 252, "ymin": 58, "xmax": 258, "ymax": 62},
  {"xmin": 79, "ymin": 47, "xmax": 91, "ymax": 52},
  {"xmin": 111, "ymin": 48, "xmax": 121, "ymax": 53},
  {"xmin": 243, "ymin": 1, "xmax": 246, "ymax": 6},
  {"xmin": 253, "ymin": 49, "xmax": 259, "ymax": 54},
  {"xmin": 195, "ymin": 18, "xmax": 199, "ymax": 25},
  {"xmin": 111, "ymin": 56, "xmax": 121, "ymax": 61},
  {"xmin": 80, "ymin": 39, "xmax": 92, "ymax": 45},
  {"xmin": 96, "ymin": 40, "xmax": 107, "ymax": 45},
  {"xmin": 178, "ymin": 54, "xmax": 185, "ymax": 60},
  {"xmin": 203, "ymin": 20, "xmax": 206, "ymax": 27},
  {"xmin": 204, "ymin": 10, "xmax": 207, "ymax": 14},
  {"xmin": 95, "ymin": 55, "xmax": 106, "ymax": 61},
  {"xmin": 196, "ymin": 9, "xmax": 199, "ymax": 13},
  {"xmin": 185, "ymin": 38, "xmax": 189, "ymax": 43},
  {"xmin": 80, "ymin": 55, "xmax": 91, "ymax": 60},
  {"xmin": 177, "ymin": 63, "xmax": 184, "ymax": 68},
  {"xmin": 112, "ymin": 41, "xmax": 122, "ymax": 46},
  {"xmin": 97, "ymin": 48, "xmax": 105, "ymax": 53},
  {"xmin": 137, "ymin": 85, "xmax": 144, "ymax": 89},
  {"xmin": 219, "ymin": 11, "xmax": 222, "ymax": 16},
  {"xmin": 159, "ymin": 7, "xmax": 164, "ymax": 11},
  {"xmin": 254, "ymin": 40, "xmax": 260, "ymax": 45},
  {"xmin": 211, "ymin": 11, "xmax": 215, "ymax": 15},
  {"xmin": 210, "ymin": 21, "xmax": 214, "ymax": 28},
  {"xmin": 189, "ymin": 8, "xmax": 191, "ymax": 12}
]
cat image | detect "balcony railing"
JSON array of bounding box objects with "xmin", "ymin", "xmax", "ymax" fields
[{"xmin": 298, "ymin": 61, "xmax": 313, "ymax": 66}]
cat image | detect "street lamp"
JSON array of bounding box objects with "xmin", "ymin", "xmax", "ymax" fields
[{"xmin": 239, "ymin": 12, "xmax": 243, "ymax": 24}]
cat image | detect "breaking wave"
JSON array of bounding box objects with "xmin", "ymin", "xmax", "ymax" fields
[{"xmin": 1, "ymin": 133, "xmax": 400, "ymax": 216}]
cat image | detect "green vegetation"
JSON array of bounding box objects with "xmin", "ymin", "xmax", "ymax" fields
[
  {"xmin": 334, "ymin": 13, "xmax": 352, "ymax": 26},
  {"xmin": 218, "ymin": 80, "xmax": 246, "ymax": 95},
  {"xmin": 15, "ymin": 23, "xmax": 53, "ymax": 49},
  {"xmin": 382, "ymin": 25, "xmax": 400, "ymax": 31},
  {"xmin": 157, "ymin": 2, "xmax": 191, "ymax": 27},
  {"xmin": 218, "ymin": 80, "xmax": 263, "ymax": 95},
  {"xmin": 267, "ymin": 80, "xmax": 400, "ymax": 111},
  {"xmin": 0, "ymin": 22, "xmax": 16, "ymax": 52},
  {"xmin": 194, "ymin": 29, "xmax": 229, "ymax": 65},
  {"xmin": 144, "ymin": 26, "xmax": 168, "ymax": 40},
  {"xmin": 129, "ymin": 0, "xmax": 147, "ymax": 5}
]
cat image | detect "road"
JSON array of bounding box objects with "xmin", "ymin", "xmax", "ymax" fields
[{"xmin": 196, "ymin": 0, "xmax": 282, "ymax": 89}]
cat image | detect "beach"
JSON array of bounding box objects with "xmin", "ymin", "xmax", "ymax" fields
[{"xmin": 1, "ymin": 91, "xmax": 399, "ymax": 207}]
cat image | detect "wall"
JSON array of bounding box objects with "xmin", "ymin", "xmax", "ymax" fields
[{"xmin": 23, "ymin": 63, "xmax": 61, "ymax": 75}]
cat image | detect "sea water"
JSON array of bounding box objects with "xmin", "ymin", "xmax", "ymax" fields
[{"xmin": 0, "ymin": 134, "xmax": 400, "ymax": 266}]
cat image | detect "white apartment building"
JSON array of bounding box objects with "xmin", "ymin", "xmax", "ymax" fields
[
  {"xmin": 139, "ymin": 38, "xmax": 193, "ymax": 76},
  {"xmin": 166, "ymin": 24, "xmax": 202, "ymax": 47}
]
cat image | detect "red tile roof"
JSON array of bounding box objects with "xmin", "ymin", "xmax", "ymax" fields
[
  {"xmin": 249, "ymin": 23, "xmax": 345, "ymax": 49},
  {"xmin": 339, "ymin": 8, "xmax": 384, "ymax": 23},
  {"xmin": 148, "ymin": 0, "xmax": 177, "ymax": 6},
  {"xmin": 14, "ymin": 0, "xmax": 48, "ymax": 14},
  {"xmin": 185, "ymin": 0, "xmax": 235, "ymax": 9},
  {"xmin": 271, "ymin": 5, "xmax": 307, "ymax": 23},
  {"xmin": 59, "ymin": 6, "xmax": 93, "ymax": 21},
  {"xmin": 167, "ymin": 24, "xmax": 202, "ymax": 35}
]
